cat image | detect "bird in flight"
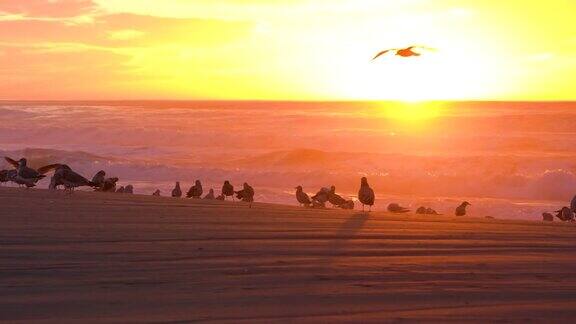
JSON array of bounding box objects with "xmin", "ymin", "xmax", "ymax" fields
[{"xmin": 372, "ymin": 46, "xmax": 435, "ymax": 60}]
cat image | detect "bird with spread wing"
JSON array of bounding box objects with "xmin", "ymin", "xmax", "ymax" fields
[
  {"xmin": 4, "ymin": 157, "xmax": 60, "ymax": 187},
  {"xmin": 372, "ymin": 46, "xmax": 435, "ymax": 60}
]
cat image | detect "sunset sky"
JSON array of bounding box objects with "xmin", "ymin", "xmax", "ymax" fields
[{"xmin": 1, "ymin": 0, "xmax": 575, "ymax": 101}]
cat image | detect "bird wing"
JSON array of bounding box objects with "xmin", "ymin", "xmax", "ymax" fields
[
  {"xmin": 37, "ymin": 164, "xmax": 62, "ymax": 175},
  {"xmin": 372, "ymin": 49, "xmax": 393, "ymax": 60},
  {"xmin": 412, "ymin": 45, "xmax": 436, "ymax": 51},
  {"xmin": 64, "ymin": 169, "xmax": 91, "ymax": 185},
  {"xmin": 4, "ymin": 157, "xmax": 19, "ymax": 168}
]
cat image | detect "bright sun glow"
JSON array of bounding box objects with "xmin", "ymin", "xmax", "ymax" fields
[
  {"xmin": 1, "ymin": 1, "xmax": 576, "ymax": 100},
  {"xmin": 377, "ymin": 102, "xmax": 445, "ymax": 121}
]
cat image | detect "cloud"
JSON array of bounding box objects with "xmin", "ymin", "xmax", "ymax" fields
[{"xmin": 0, "ymin": 0, "xmax": 96, "ymax": 18}]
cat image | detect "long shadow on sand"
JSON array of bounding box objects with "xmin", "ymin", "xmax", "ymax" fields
[{"xmin": 322, "ymin": 212, "xmax": 369, "ymax": 266}]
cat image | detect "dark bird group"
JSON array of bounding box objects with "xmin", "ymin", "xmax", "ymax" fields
[
  {"xmin": 295, "ymin": 177, "xmax": 473, "ymax": 216},
  {"xmin": 168, "ymin": 180, "xmax": 255, "ymax": 206},
  {"xmin": 1, "ymin": 156, "xmax": 132, "ymax": 194}
]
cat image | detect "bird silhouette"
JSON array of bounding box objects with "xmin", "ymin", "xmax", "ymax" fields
[
  {"xmin": 4, "ymin": 157, "xmax": 60, "ymax": 187},
  {"xmin": 222, "ymin": 181, "xmax": 234, "ymax": 200},
  {"xmin": 204, "ymin": 188, "xmax": 216, "ymax": 200},
  {"xmin": 187, "ymin": 180, "xmax": 203, "ymax": 199},
  {"xmin": 49, "ymin": 164, "xmax": 96, "ymax": 192},
  {"xmin": 172, "ymin": 181, "xmax": 182, "ymax": 198},
  {"xmin": 91, "ymin": 170, "xmax": 106, "ymax": 190},
  {"xmin": 0, "ymin": 169, "xmax": 8, "ymax": 186},
  {"xmin": 387, "ymin": 203, "xmax": 410, "ymax": 213},
  {"xmin": 295, "ymin": 185, "xmax": 311, "ymax": 207},
  {"xmin": 100, "ymin": 177, "xmax": 119, "ymax": 192},
  {"xmin": 235, "ymin": 182, "xmax": 255, "ymax": 207},
  {"xmin": 311, "ymin": 187, "xmax": 330, "ymax": 208},
  {"xmin": 455, "ymin": 201, "xmax": 471, "ymax": 216},
  {"xmin": 124, "ymin": 185, "xmax": 134, "ymax": 194},
  {"xmin": 328, "ymin": 186, "xmax": 348, "ymax": 207},
  {"xmin": 358, "ymin": 177, "xmax": 375, "ymax": 212},
  {"xmin": 372, "ymin": 46, "xmax": 434, "ymax": 60},
  {"xmin": 152, "ymin": 189, "xmax": 161, "ymax": 196}
]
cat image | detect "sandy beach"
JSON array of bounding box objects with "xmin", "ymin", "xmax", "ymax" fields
[{"xmin": 1, "ymin": 187, "xmax": 576, "ymax": 322}]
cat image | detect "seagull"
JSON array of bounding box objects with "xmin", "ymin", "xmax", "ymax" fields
[
  {"xmin": 358, "ymin": 177, "xmax": 375, "ymax": 212},
  {"xmin": 372, "ymin": 46, "xmax": 434, "ymax": 60},
  {"xmin": 100, "ymin": 177, "xmax": 119, "ymax": 192},
  {"xmin": 387, "ymin": 203, "xmax": 410, "ymax": 213},
  {"xmin": 91, "ymin": 170, "xmax": 106, "ymax": 190},
  {"xmin": 216, "ymin": 193, "xmax": 225, "ymax": 201},
  {"xmin": 124, "ymin": 185, "xmax": 134, "ymax": 194},
  {"xmin": 311, "ymin": 187, "xmax": 330, "ymax": 208},
  {"xmin": 416, "ymin": 206, "xmax": 440, "ymax": 215},
  {"xmin": 235, "ymin": 182, "xmax": 255, "ymax": 207},
  {"xmin": 187, "ymin": 180, "xmax": 203, "ymax": 199},
  {"xmin": 555, "ymin": 207, "xmax": 574, "ymax": 222},
  {"xmin": 204, "ymin": 188, "xmax": 216, "ymax": 200},
  {"xmin": 222, "ymin": 181, "xmax": 235, "ymax": 201},
  {"xmin": 4, "ymin": 157, "xmax": 60, "ymax": 187},
  {"xmin": 455, "ymin": 201, "xmax": 471, "ymax": 216},
  {"xmin": 328, "ymin": 186, "xmax": 348, "ymax": 207},
  {"xmin": 172, "ymin": 181, "xmax": 182, "ymax": 198},
  {"xmin": 116, "ymin": 186, "xmax": 125, "ymax": 193},
  {"xmin": 152, "ymin": 189, "xmax": 161, "ymax": 196},
  {"xmin": 340, "ymin": 200, "xmax": 355, "ymax": 210},
  {"xmin": 542, "ymin": 212, "xmax": 554, "ymax": 222},
  {"xmin": 295, "ymin": 185, "xmax": 311, "ymax": 207},
  {"xmin": 49, "ymin": 164, "xmax": 96, "ymax": 193},
  {"xmin": 0, "ymin": 170, "xmax": 8, "ymax": 186}
]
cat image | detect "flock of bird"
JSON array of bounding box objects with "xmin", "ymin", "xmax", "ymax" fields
[
  {"xmin": 0, "ymin": 156, "xmax": 478, "ymax": 216},
  {"xmin": 5, "ymin": 156, "xmax": 573, "ymax": 220}
]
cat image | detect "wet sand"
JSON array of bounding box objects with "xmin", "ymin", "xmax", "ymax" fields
[{"xmin": 1, "ymin": 187, "xmax": 576, "ymax": 322}]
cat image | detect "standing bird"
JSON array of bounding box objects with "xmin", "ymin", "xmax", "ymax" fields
[
  {"xmin": 222, "ymin": 181, "xmax": 234, "ymax": 200},
  {"xmin": 204, "ymin": 189, "xmax": 216, "ymax": 200},
  {"xmin": 172, "ymin": 181, "xmax": 182, "ymax": 198},
  {"xmin": 295, "ymin": 185, "xmax": 312, "ymax": 207},
  {"xmin": 455, "ymin": 201, "xmax": 471, "ymax": 216},
  {"xmin": 152, "ymin": 189, "xmax": 161, "ymax": 196},
  {"xmin": 387, "ymin": 203, "xmax": 410, "ymax": 213},
  {"xmin": 91, "ymin": 170, "xmax": 106, "ymax": 190},
  {"xmin": 236, "ymin": 182, "xmax": 255, "ymax": 207},
  {"xmin": 4, "ymin": 157, "xmax": 59, "ymax": 187},
  {"xmin": 372, "ymin": 46, "xmax": 434, "ymax": 60},
  {"xmin": 49, "ymin": 164, "xmax": 95, "ymax": 192},
  {"xmin": 358, "ymin": 177, "xmax": 375, "ymax": 212},
  {"xmin": 187, "ymin": 180, "xmax": 203, "ymax": 199}
]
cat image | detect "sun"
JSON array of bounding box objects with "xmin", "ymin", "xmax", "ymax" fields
[{"xmin": 377, "ymin": 101, "xmax": 445, "ymax": 121}]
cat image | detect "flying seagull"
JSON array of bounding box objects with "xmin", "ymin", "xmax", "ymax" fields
[{"xmin": 372, "ymin": 46, "xmax": 434, "ymax": 60}]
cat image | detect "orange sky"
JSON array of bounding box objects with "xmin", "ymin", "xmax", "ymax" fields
[{"xmin": 1, "ymin": 0, "xmax": 575, "ymax": 101}]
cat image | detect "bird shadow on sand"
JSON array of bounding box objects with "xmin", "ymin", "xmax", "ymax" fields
[{"xmin": 321, "ymin": 212, "xmax": 369, "ymax": 266}]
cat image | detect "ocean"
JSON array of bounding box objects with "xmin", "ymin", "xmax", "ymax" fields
[{"xmin": 1, "ymin": 100, "xmax": 575, "ymax": 220}]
